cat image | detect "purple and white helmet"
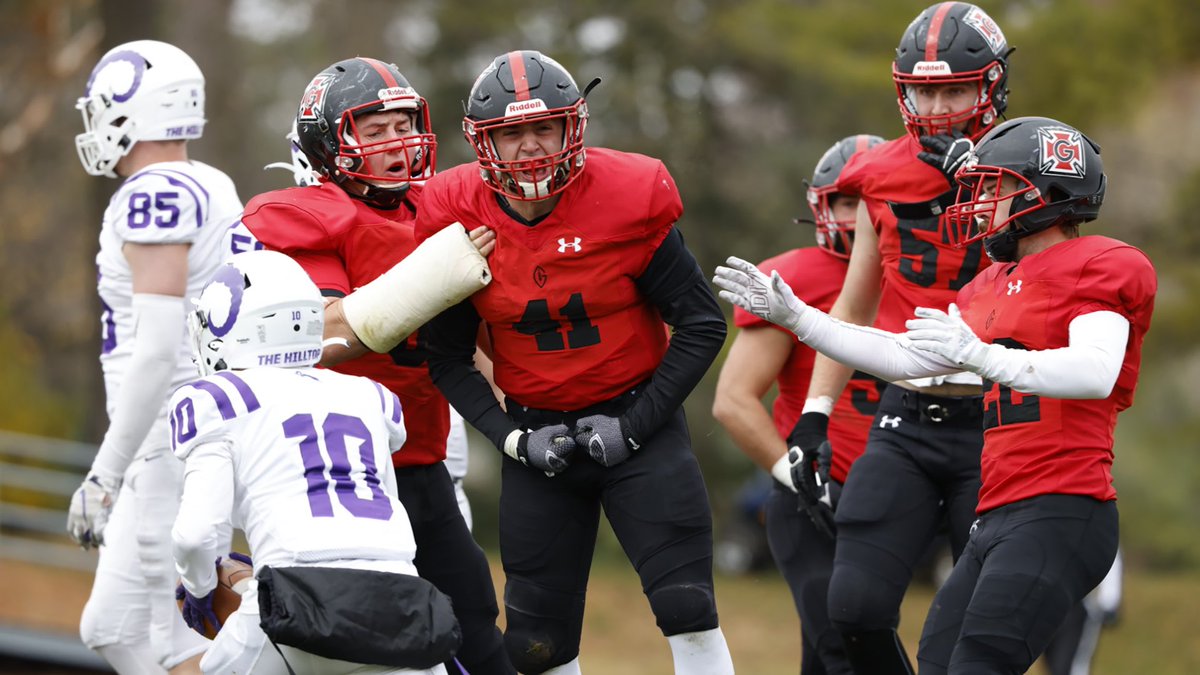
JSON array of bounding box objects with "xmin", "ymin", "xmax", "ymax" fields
[
  {"xmin": 75, "ymin": 40, "xmax": 206, "ymax": 177},
  {"xmin": 188, "ymin": 251, "xmax": 324, "ymax": 376}
]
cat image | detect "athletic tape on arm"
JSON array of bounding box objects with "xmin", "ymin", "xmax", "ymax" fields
[{"xmin": 341, "ymin": 223, "xmax": 493, "ymax": 353}]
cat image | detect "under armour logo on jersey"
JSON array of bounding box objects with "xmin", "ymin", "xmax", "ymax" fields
[
  {"xmin": 1007, "ymin": 280, "xmax": 1023, "ymax": 295},
  {"xmin": 879, "ymin": 415, "xmax": 902, "ymax": 429},
  {"xmin": 969, "ymin": 518, "xmax": 980, "ymax": 535},
  {"xmin": 557, "ymin": 237, "xmax": 582, "ymax": 253}
]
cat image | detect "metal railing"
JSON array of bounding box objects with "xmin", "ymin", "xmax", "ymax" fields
[{"xmin": 0, "ymin": 429, "xmax": 112, "ymax": 671}]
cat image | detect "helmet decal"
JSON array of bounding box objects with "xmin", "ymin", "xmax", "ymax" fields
[
  {"xmin": 963, "ymin": 5, "xmax": 1007, "ymax": 55},
  {"xmin": 85, "ymin": 50, "xmax": 148, "ymax": 102},
  {"xmin": 204, "ymin": 264, "xmax": 246, "ymax": 338},
  {"xmin": 1038, "ymin": 127, "xmax": 1086, "ymax": 178},
  {"xmin": 297, "ymin": 74, "xmax": 333, "ymax": 123}
]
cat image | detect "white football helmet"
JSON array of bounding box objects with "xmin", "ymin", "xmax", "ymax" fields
[
  {"xmin": 188, "ymin": 250, "xmax": 324, "ymax": 376},
  {"xmin": 263, "ymin": 121, "xmax": 321, "ymax": 187},
  {"xmin": 75, "ymin": 40, "xmax": 206, "ymax": 178}
]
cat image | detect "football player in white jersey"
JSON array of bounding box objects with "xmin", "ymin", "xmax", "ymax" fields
[
  {"xmin": 170, "ymin": 251, "xmax": 454, "ymax": 674},
  {"xmin": 67, "ymin": 39, "xmax": 243, "ymax": 674}
]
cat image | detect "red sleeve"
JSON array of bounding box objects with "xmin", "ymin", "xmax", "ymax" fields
[
  {"xmin": 1072, "ymin": 245, "xmax": 1157, "ymax": 322},
  {"xmin": 413, "ymin": 173, "xmax": 458, "ymax": 244},
  {"xmin": 242, "ymin": 195, "xmax": 334, "ymax": 252}
]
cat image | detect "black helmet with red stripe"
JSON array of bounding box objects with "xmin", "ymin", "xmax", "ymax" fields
[
  {"xmin": 295, "ymin": 57, "xmax": 436, "ymax": 208},
  {"xmin": 805, "ymin": 134, "xmax": 884, "ymax": 258},
  {"xmin": 463, "ymin": 50, "xmax": 596, "ymax": 201},
  {"xmin": 893, "ymin": 2, "xmax": 1011, "ymax": 140}
]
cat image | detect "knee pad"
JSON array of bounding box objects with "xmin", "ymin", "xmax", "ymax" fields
[
  {"xmin": 827, "ymin": 563, "xmax": 903, "ymax": 633},
  {"xmin": 504, "ymin": 579, "xmax": 584, "ymax": 674},
  {"xmin": 647, "ymin": 583, "xmax": 718, "ymax": 636}
]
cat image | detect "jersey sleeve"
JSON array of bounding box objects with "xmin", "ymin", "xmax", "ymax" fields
[
  {"xmin": 372, "ymin": 380, "xmax": 407, "ymax": 453},
  {"xmin": 413, "ymin": 174, "xmax": 459, "ymax": 244},
  {"xmin": 111, "ymin": 171, "xmax": 210, "ymax": 244},
  {"xmin": 1073, "ymin": 246, "xmax": 1157, "ymax": 322},
  {"xmin": 242, "ymin": 194, "xmax": 352, "ymax": 295},
  {"xmin": 168, "ymin": 377, "xmax": 244, "ymax": 461}
]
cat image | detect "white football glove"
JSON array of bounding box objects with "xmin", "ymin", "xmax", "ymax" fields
[
  {"xmin": 904, "ymin": 303, "xmax": 990, "ymax": 371},
  {"xmin": 713, "ymin": 256, "xmax": 811, "ymax": 335},
  {"xmin": 67, "ymin": 473, "xmax": 120, "ymax": 549}
]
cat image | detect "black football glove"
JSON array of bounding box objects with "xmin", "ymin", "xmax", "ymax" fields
[
  {"xmin": 786, "ymin": 412, "xmax": 837, "ymax": 540},
  {"xmin": 917, "ymin": 131, "xmax": 975, "ymax": 189},
  {"xmin": 507, "ymin": 424, "xmax": 577, "ymax": 475},
  {"xmin": 574, "ymin": 414, "xmax": 638, "ymax": 467}
]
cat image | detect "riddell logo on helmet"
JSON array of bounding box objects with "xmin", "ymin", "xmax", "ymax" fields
[
  {"xmin": 505, "ymin": 99, "xmax": 548, "ymax": 116},
  {"xmin": 378, "ymin": 86, "xmax": 417, "ymax": 101},
  {"xmin": 912, "ymin": 61, "xmax": 952, "ymax": 76}
]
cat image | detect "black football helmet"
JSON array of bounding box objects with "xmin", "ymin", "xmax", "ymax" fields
[
  {"xmin": 463, "ymin": 50, "xmax": 598, "ymax": 201},
  {"xmin": 295, "ymin": 57, "xmax": 435, "ymax": 209},
  {"xmin": 893, "ymin": 2, "xmax": 1011, "ymax": 140},
  {"xmin": 804, "ymin": 134, "xmax": 885, "ymax": 259},
  {"xmin": 945, "ymin": 117, "xmax": 1105, "ymax": 262}
]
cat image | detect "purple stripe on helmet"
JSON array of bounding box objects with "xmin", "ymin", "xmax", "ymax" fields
[
  {"xmin": 214, "ymin": 371, "xmax": 261, "ymax": 413},
  {"xmin": 136, "ymin": 170, "xmax": 207, "ymax": 228},
  {"xmin": 86, "ymin": 49, "xmax": 148, "ymax": 102},
  {"xmin": 190, "ymin": 379, "xmax": 238, "ymax": 421},
  {"xmin": 207, "ymin": 264, "xmax": 245, "ymax": 338}
]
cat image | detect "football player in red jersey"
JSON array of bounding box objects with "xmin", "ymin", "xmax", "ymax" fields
[
  {"xmin": 716, "ymin": 115, "xmax": 1154, "ymax": 675},
  {"xmin": 240, "ymin": 58, "xmax": 513, "ymax": 675},
  {"xmin": 413, "ymin": 51, "xmax": 732, "ymax": 675},
  {"xmin": 760, "ymin": 4, "xmax": 1012, "ymax": 672},
  {"xmin": 712, "ymin": 134, "xmax": 885, "ymax": 675}
]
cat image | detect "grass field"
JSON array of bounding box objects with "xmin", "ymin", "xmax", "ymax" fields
[{"xmin": 4, "ymin": 553, "xmax": 1198, "ymax": 674}]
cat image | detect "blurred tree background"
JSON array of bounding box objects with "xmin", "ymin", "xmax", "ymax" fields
[{"xmin": 1, "ymin": 0, "xmax": 1198, "ymax": 575}]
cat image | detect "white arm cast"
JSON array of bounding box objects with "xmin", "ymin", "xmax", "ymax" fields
[
  {"xmin": 341, "ymin": 222, "xmax": 492, "ymax": 353},
  {"xmin": 973, "ymin": 310, "xmax": 1128, "ymax": 399},
  {"xmin": 793, "ymin": 309, "xmax": 956, "ymax": 382},
  {"xmin": 172, "ymin": 441, "xmax": 235, "ymax": 596},
  {"xmin": 90, "ymin": 293, "xmax": 185, "ymax": 484}
]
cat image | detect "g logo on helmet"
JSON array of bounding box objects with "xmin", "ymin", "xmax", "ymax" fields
[
  {"xmin": 297, "ymin": 74, "xmax": 333, "ymax": 122},
  {"xmin": 1037, "ymin": 127, "xmax": 1086, "ymax": 178}
]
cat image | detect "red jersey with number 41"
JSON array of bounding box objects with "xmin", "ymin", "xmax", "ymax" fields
[
  {"xmin": 242, "ymin": 181, "xmax": 451, "ymax": 468},
  {"xmin": 837, "ymin": 134, "xmax": 991, "ymax": 333},
  {"xmin": 956, "ymin": 236, "xmax": 1156, "ymax": 513},
  {"xmin": 415, "ymin": 148, "xmax": 678, "ymax": 411}
]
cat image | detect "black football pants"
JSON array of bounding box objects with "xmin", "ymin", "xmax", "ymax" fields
[
  {"xmin": 827, "ymin": 384, "xmax": 984, "ymax": 675},
  {"xmin": 499, "ymin": 407, "xmax": 718, "ymax": 674},
  {"xmin": 917, "ymin": 494, "xmax": 1118, "ymax": 675},
  {"xmin": 765, "ymin": 482, "xmax": 853, "ymax": 675}
]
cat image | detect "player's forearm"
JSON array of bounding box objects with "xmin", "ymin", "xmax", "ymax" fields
[
  {"xmin": 426, "ymin": 302, "xmax": 516, "ymax": 450},
  {"xmin": 320, "ymin": 297, "xmax": 370, "ymax": 366},
  {"xmin": 797, "ymin": 309, "xmax": 953, "ymax": 383},
  {"xmin": 91, "ymin": 294, "xmax": 184, "ymax": 482},
  {"xmin": 973, "ymin": 311, "xmax": 1128, "ymax": 398},
  {"xmin": 712, "ymin": 391, "xmax": 787, "ymax": 471},
  {"xmin": 625, "ymin": 243, "xmax": 726, "ymax": 442},
  {"xmin": 171, "ymin": 448, "xmax": 234, "ymax": 595}
]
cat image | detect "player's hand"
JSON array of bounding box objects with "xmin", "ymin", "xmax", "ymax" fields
[
  {"xmin": 713, "ymin": 257, "xmax": 811, "ymax": 335},
  {"xmin": 505, "ymin": 425, "xmax": 577, "ymax": 475},
  {"xmin": 905, "ymin": 303, "xmax": 989, "ymax": 371},
  {"xmin": 67, "ymin": 473, "xmax": 119, "ymax": 549},
  {"xmin": 786, "ymin": 413, "xmax": 837, "ymax": 539},
  {"xmin": 175, "ymin": 583, "xmax": 222, "ymax": 636},
  {"xmin": 917, "ymin": 131, "xmax": 975, "ymax": 188},
  {"xmin": 468, "ymin": 226, "xmax": 496, "ymax": 257},
  {"xmin": 574, "ymin": 415, "xmax": 638, "ymax": 467}
]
